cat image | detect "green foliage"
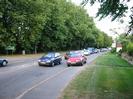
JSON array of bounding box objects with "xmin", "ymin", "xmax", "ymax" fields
[
  {"xmin": 0, "ymin": 0, "xmax": 47, "ymax": 53},
  {"xmin": 0, "ymin": 0, "xmax": 113, "ymax": 54},
  {"xmin": 111, "ymin": 48, "xmax": 116, "ymax": 53},
  {"xmin": 82, "ymin": 0, "xmax": 133, "ymax": 35},
  {"xmin": 82, "ymin": 0, "xmax": 128, "ymax": 20},
  {"xmin": 126, "ymin": 42, "xmax": 133, "ymax": 56},
  {"xmin": 117, "ymin": 34, "xmax": 133, "ymax": 56}
]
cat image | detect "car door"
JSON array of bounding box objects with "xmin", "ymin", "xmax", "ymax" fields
[
  {"xmin": 54, "ymin": 53, "xmax": 59, "ymax": 64},
  {"xmin": 55, "ymin": 53, "xmax": 61, "ymax": 64}
]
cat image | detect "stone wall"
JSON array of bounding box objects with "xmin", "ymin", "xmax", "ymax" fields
[{"xmin": 121, "ymin": 53, "xmax": 133, "ymax": 65}]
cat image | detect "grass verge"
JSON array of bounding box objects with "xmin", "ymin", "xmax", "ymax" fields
[{"xmin": 60, "ymin": 53, "xmax": 133, "ymax": 99}]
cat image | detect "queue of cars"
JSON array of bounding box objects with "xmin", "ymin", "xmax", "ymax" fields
[
  {"xmin": 63, "ymin": 47, "xmax": 109, "ymax": 67},
  {"xmin": 38, "ymin": 50, "xmax": 87, "ymax": 67},
  {"xmin": 0, "ymin": 47, "xmax": 109, "ymax": 67},
  {"xmin": 38, "ymin": 47, "xmax": 110, "ymax": 67}
]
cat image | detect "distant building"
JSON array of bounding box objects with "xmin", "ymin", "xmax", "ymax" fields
[
  {"xmin": 116, "ymin": 43, "xmax": 122, "ymax": 52},
  {"xmin": 111, "ymin": 42, "xmax": 116, "ymax": 48}
]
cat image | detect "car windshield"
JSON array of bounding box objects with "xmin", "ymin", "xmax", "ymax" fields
[
  {"xmin": 68, "ymin": 51, "xmax": 74, "ymax": 55},
  {"xmin": 66, "ymin": 52, "xmax": 70, "ymax": 55},
  {"xmin": 43, "ymin": 53, "xmax": 54, "ymax": 58},
  {"xmin": 70, "ymin": 53, "xmax": 82, "ymax": 57},
  {"xmin": 87, "ymin": 48, "xmax": 94, "ymax": 50},
  {"xmin": 84, "ymin": 50, "xmax": 88, "ymax": 52}
]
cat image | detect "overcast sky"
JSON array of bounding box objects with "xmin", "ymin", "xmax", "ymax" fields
[{"xmin": 71, "ymin": 0, "xmax": 132, "ymax": 38}]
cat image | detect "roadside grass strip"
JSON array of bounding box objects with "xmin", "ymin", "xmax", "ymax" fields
[{"xmin": 60, "ymin": 53, "xmax": 133, "ymax": 99}]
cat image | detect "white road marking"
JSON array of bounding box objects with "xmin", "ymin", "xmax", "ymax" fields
[{"xmin": 15, "ymin": 67, "xmax": 70, "ymax": 99}]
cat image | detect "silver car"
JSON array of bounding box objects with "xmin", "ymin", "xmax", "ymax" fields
[{"xmin": 0, "ymin": 59, "xmax": 8, "ymax": 66}]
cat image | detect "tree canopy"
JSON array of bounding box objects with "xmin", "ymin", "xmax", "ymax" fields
[
  {"xmin": 0, "ymin": 0, "xmax": 112, "ymax": 54},
  {"xmin": 81, "ymin": 0, "xmax": 133, "ymax": 35}
]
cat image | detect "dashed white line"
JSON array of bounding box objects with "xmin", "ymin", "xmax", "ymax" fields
[{"xmin": 15, "ymin": 67, "xmax": 70, "ymax": 99}]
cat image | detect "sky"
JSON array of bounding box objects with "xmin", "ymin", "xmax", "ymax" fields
[{"xmin": 71, "ymin": 0, "xmax": 132, "ymax": 39}]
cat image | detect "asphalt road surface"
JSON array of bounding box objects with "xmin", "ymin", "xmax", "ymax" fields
[{"xmin": 0, "ymin": 52, "xmax": 104, "ymax": 99}]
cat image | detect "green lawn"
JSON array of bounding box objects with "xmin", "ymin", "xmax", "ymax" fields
[{"xmin": 60, "ymin": 53, "xmax": 133, "ymax": 99}]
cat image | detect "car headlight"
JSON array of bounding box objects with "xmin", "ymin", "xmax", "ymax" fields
[{"xmin": 38, "ymin": 60, "xmax": 41, "ymax": 62}]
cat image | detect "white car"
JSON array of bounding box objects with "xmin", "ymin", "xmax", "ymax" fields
[{"xmin": 83, "ymin": 50, "xmax": 90, "ymax": 56}]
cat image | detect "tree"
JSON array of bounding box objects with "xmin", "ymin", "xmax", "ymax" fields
[
  {"xmin": 0, "ymin": 0, "xmax": 46, "ymax": 53},
  {"xmin": 81, "ymin": 0, "xmax": 133, "ymax": 35},
  {"xmin": 118, "ymin": 34, "xmax": 133, "ymax": 56},
  {"xmin": 0, "ymin": 0, "xmax": 113, "ymax": 54}
]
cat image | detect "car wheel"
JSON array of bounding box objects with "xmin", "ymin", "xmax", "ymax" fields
[
  {"xmin": 51, "ymin": 62, "xmax": 55, "ymax": 67},
  {"xmin": 38, "ymin": 63, "xmax": 42, "ymax": 66},
  {"xmin": 80, "ymin": 62, "xmax": 83, "ymax": 66},
  {"xmin": 2, "ymin": 61, "xmax": 7, "ymax": 66},
  {"xmin": 67, "ymin": 64, "xmax": 70, "ymax": 67},
  {"xmin": 59, "ymin": 61, "xmax": 61, "ymax": 64}
]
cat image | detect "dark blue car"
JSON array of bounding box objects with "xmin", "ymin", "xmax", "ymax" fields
[
  {"xmin": 38, "ymin": 52, "xmax": 62, "ymax": 66},
  {"xmin": 0, "ymin": 59, "xmax": 8, "ymax": 66}
]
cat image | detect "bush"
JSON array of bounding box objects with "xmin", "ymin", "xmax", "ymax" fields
[
  {"xmin": 117, "ymin": 49, "xmax": 122, "ymax": 56},
  {"xmin": 126, "ymin": 42, "xmax": 133, "ymax": 56},
  {"xmin": 111, "ymin": 48, "xmax": 116, "ymax": 53}
]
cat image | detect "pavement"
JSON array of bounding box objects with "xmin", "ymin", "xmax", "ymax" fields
[{"xmin": 0, "ymin": 52, "xmax": 104, "ymax": 99}]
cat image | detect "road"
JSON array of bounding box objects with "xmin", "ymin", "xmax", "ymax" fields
[{"xmin": 0, "ymin": 52, "xmax": 104, "ymax": 99}]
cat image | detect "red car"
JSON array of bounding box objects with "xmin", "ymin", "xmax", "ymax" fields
[{"xmin": 67, "ymin": 53, "xmax": 87, "ymax": 66}]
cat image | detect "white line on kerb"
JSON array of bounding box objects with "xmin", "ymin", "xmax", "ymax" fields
[{"xmin": 15, "ymin": 67, "xmax": 70, "ymax": 99}]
